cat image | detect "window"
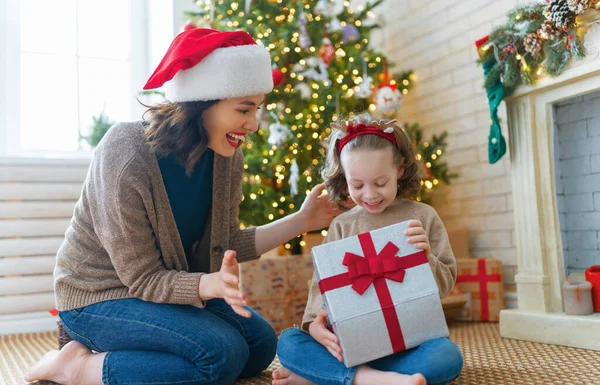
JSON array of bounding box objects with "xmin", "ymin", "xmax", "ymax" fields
[{"xmin": 1, "ymin": 0, "xmax": 154, "ymax": 156}]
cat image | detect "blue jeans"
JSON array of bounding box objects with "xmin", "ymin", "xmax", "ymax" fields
[
  {"xmin": 277, "ymin": 328, "xmax": 463, "ymax": 385},
  {"xmin": 59, "ymin": 298, "xmax": 278, "ymax": 385}
]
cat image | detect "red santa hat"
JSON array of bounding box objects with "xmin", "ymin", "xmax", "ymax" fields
[{"xmin": 144, "ymin": 28, "xmax": 273, "ymax": 102}]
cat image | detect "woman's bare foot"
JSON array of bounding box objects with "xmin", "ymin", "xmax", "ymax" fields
[
  {"xmin": 272, "ymin": 366, "xmax": 316, "ymax": 385},
  {"xmin": 354, "ymin": 365, "xmax": 426, "ymax": 385},
  {"xmin": 23, "ymin": 340, "xmax": 105, "ymax": 385}
]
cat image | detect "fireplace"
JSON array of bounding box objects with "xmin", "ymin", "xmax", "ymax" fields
[{"xmin": 499, "ymin": 12, "xmax": 600, "ymax": 350}]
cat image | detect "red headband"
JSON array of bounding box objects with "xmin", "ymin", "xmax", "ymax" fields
[{"xmin": 336, "ymin": 122, "xmax": 398, "ymax": 154}]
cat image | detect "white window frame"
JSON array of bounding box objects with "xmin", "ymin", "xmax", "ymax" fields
[{"xmin": 0, "ymin": 0, "xmax": 157, "ymax": 159}]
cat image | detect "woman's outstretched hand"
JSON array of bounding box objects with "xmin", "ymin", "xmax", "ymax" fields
[
  {"xmin": 198, "ymin": 250, "xmax": 251, "ymax": 318},
  {"xmin": 298, "ymin": 183, "xmax": 352, "ymax": 233}
]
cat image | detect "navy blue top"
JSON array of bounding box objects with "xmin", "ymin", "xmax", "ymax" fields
[{"xmin": 157, "ymin": 149, "xmax": 214, "ymax": 255}]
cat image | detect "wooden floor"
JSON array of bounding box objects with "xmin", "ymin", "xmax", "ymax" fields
[{"xmin": 2, "ymin": 322, "xmax": 600, "ymax": 385}]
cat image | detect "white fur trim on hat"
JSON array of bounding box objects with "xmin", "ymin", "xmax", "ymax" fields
[{"xmin": 165, "ymin": 44, "xmax": 273, "ymax": 102}]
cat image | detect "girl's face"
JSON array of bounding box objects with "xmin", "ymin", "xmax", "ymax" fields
[
  {"xmin": 202, "ymin": 94, "xmax": 264, "ymax": 157},
  {"xmin": 341, "ymin": 147, "xmax": 404, "ymax": 215}
]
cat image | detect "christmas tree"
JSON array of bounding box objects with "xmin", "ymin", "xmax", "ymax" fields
[{"xmin": 184, "ymin": 0, "xmax": 453, "ymax": 251}]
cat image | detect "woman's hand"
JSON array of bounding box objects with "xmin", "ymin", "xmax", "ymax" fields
[
  {"xmin": 308, "ymin": 310, "xmax": 343, "ymax": 362},
  {"xmin": 198, "ymin": 250, "xmax": 251, "ymax": 318},
  {"xmin": 297, "ymin": 183, "xmax": 349, "ymax": 233},
  {"xmin": 405, "ymin": 220, "xmax": 431, "ymax": 257}
]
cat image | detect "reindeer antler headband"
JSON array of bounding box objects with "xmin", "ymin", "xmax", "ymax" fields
[{"xmin": 332, "ymin": 119, "xmax": 398, "ymax": 154}]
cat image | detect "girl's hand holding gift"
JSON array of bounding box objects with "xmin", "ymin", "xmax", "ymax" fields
[
  {"xmin": 309, "ymin": 310, "xmax": 343, "ymax": 362},
  {"xmin": 404, "ymin": 220, "xmax": 431, "ymax": 257}
]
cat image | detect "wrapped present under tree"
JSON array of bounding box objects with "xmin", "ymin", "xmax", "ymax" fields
[
  {"xmin": 455, "ymin": 258, "xmax": 504, "ymax": 322},
  {"xmin": 239, "ymin": 255, "xmax": 313, "ymax": 335}
]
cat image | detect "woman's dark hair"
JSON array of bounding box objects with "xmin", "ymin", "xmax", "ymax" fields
[
  {"xmin": 321, "ymin": 113, "xmax": 423, "ymax": 209},
  {"xmin": 141, "ymin": 100, "xmax": 219, "ymax": 175}
]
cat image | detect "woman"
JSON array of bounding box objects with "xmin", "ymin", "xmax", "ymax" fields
[{"xmin": 25, "ymin": 28, "xmax": 339, "ymax": 385}]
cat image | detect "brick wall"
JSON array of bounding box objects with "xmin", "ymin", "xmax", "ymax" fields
[
  {"xmin": 350, "ymin": 0, "xmax": 540, "ymax": 283},
  {"xmin": 554, "ymin": 90, "xmax": 600, "ymax": 276}
]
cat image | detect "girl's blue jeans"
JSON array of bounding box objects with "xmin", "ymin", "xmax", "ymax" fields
[
  {"xmin": 277, "ymin": 328, "xmax": 463, "ymax": 385},
  {"xmin": 59, "ymin": 298, "xmax": 278, "ymax": 385}
]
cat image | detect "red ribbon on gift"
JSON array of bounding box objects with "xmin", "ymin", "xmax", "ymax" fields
[
  {"xmin": 456, "ymin": 258, "xmax": 501, "ymax": 321},
  {"xmin": 318, "ymin": 232, "xmax": 428, "ymax": 353}
]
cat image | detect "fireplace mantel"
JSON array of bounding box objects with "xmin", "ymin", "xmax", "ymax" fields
[{"xmin": 499, "ymin": 11, "xmax": 600, "ymax": 350}]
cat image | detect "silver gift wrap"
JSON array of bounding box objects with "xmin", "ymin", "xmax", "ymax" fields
[{"xmin": 311, "ymin": 220, "xmax": 449, "ymax": 367}]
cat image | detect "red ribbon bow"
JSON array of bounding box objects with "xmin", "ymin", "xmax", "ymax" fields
[
  {"xmin": 343, "ymin": 241, "xmax": 405, "ymax": 295},
  {"xmin": 318, "ymin": 232, "xmax": 428, "ymax": 353}
]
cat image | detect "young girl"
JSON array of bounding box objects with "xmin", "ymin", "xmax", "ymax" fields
[{"xmin": 273, "ymin": 116, "xmax": 463, "ymax": 385}]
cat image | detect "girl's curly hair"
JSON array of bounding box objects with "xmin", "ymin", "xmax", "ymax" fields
[{"xmin": 321, "ymin": 114, "xmax": 422, "ymax": 209}]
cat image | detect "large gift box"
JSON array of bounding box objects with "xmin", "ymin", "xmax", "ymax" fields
[
  {"xmin": 239, "ymin": 255, "xmax": 313, "ymax": 335},
  {"xmin": 311, "ymin": 220, "xmax": 449, "ymax": 367},
  {"xmin": 455, "ymin": 257, "xmax": 504, "ymax": 322}
]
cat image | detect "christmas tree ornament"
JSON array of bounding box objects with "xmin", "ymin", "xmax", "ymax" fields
[
  {"xmin": 567, "ymin": 0, "xmax": 591, "ymax": 14},
  {"xmin": 299, "ymin": 57, "xmax": 331, "ymax": 84},
  {"xmin": 328, "ymin": 17, "xmax": 343, "ymax": 33},
  {"xmin": 320, "ymin": 37, "xmax": 335, "ymax": 66},
  {"xmin": 356, "ymin": 62, "xmax": 373, "ymax": 98},
  {"xmin": 374, "ymin": 62, "xmax": 401, "ymax": 116},
  {"xmin": 524, "ymin": 32, "xmax": 544, "ymax": 57},
  {"xmin": 267, "ymin": 112, "xmax": 292, "ymax": 146},
  {"xmin": 315, "ymin": 0, "xmax": 330, "ymax": 16},
  {"xmin": 538, "ymin": 20, "xmax": 563, "ymax": 40},
  {"xmin": 545, "ymin": 0, "xmax": 576, "ymax": 29},
  {"xmin": 299, "ymin": 12, "xmax": 313, "ymax": 50},
  {"xmin": 342, "ymin": 24, "xmax": 360, "ymax": 43},
  {"xmin": 294, "ymin": 82, "xmax": 312, "ymax": 100},
  {"xmin": 289, "ymin": 159, "xmax": 299, "ymax": 197},
  {"xmin": 272, "ymin": 66, "xmax": 285, "ymax": 87}
]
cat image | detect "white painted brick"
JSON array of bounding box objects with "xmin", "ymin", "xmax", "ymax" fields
[
  {"xmin": 594, "ymin": 192, "xmax": 600, "ymax": 210},
  {"xmin": 448, "ymin": 0, "xmax": 493, "ymax": 23},
  {"xmin": 556, "ymin": 195, "xmax": 565, "ymax": 214},
  {"xmin": 583, "ymin": 90, "xmax": 600, "ymax": 101},
  {"xmin": 470, "ymin": 230, "xmax": 512, "ymax": 248},
  {"xmin": 418, "ymin": 103, "xmax": 456, "ymax": 126},
  {"xmin": 563, "ymin": 193, "xmax": 595, "ymax": 213},
  {"xmin": 588, "ymin": 117, "xmax": 600, "ymax": 137},
  {"xmin": 563, "ymin": 173, "xmax": 600, "ymax": 194},
  {"xmin": 565, "ymin": 211, "xmax": 600, "ymax": 231},
  {"xmin": 462, "ymin": 195, "xmax": 507, "ymax": 215},
  {"xmin": 562, "ymin": 232, "xmax": 568, "ymax": 250},
  {"xmin": 433, "ymin": 83, "xmax": 477, "ymax": 107},
  {"xmin": 484, "ymin": 212, "xmax": 515, "ymax": 230},
  {"xmin": 558, "ymin": 156, "xmax": 591, "ymax": 177},
  {"xmin": 570, "ymin": 250, "xmax": 600, "ymax": 270},
  {"xmin": 445, "ymin": 148, "xmax": 479, "ymax": 168},
  {"xmin": 556, "ymin": 96, "xmax": 584, "ymax": 107},
  {"xmin": 567, "ymin": 231, "xmax": 599, "ymax": 250},
  {"xmin": 432, "ymin": 48, "xmax": 474, "ymax": 76},
  {"xmin": 455, "ymin": 92, "xmax": 488, "ymax": 118},
  {"xmin": 560, "ymin": 136, "xmax": 600, "ymax": 159},
  {"xmin": 557, "ymin": 120, "xmax": 587, "ymax": 143},
  {"xmin": 584, "ymin": 96, "xmax": 600, "ymax": 119},
  {"xmin": 413, "ymin": 73, "xmax": 453, "ymax": 97},
  {"xmin": 482, "ymin": 175, "xmax": 512, "ymax": 196},
  {"xmin": 445, "ymin": 180, "xmax": 483, "ymax": 200},
  {"xmin": 448, "ymin": 127, "xmax": 488, "ymax": 151},
  {"xmin": 453, "ymin": 63, "xmax": 482, "ymax": 84},
  {"xmin": 460, "ymin": 161, "xmax": 506, "ymax": 182},
  {"xmin": 436, "ymin": 200, "xmax": 463, "ymax": 217},
  {"xmin": 468, "ymin": 1, "xmax": 517, "ymax": 28}
]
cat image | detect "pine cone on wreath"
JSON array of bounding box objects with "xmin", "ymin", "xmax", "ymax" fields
[
  {"xmin": 538, "ymin": 20, "xmax": 563, "ymax": 40},
  {"xmin": 545, "ymin": 0, "xmax": 576, "ymax": 29},
  {"xmin": 567, "ymin": 0, "xmax": 591, "ymax": 14},
  {"xmin": 524, "ymin": 33, "xmax": 544, "ymax": 57}
]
